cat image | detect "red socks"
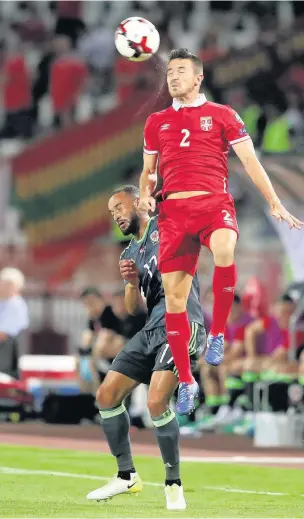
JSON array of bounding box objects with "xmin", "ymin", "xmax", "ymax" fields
[
  {"xmin": 210, "ymin": 264, "xmax": 237, "ymax": 336},
  {"xmin": 165, "ymin": 311, "xmax": 193, "ymax": 383}
]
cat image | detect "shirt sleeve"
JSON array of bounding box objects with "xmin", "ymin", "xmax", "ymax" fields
[
  {"xmin": 0, "ymin": 299, "xmax": 29, "ymax": 337},
  {"xmin": 101, "ymin": 306, "xmax": 123, "ymax": 334},
  {"xmin": 222, "ymin": 105, "xmax": 251, "ymax": 146},
  {"xmin": 143, "ymin": 114, "xmax": 159, "ymax": 155},
  {"xmin": 88, "ymin": 319, "xmax": 94, "ymax": 331}
]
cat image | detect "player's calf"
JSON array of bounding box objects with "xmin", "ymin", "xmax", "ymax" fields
[{"xmin": 95, "ymin": 372, "xmax": 139, "ymax": 488}]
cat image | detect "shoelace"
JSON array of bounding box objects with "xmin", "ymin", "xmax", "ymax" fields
[
  {"xmin": 178, "ymin": 384, "xmax": 194, "ymax": 404},
  {"xmin": 209, "ymin": 337, "xmax": 223, "ymax": 357}
]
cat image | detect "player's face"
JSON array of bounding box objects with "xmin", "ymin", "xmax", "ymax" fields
[
  {"xmin": 108, "ymin": 192, "xmax": 140, "ymax": 236},
  {"xmin": 167, "ymin": 59, "xmax": 202, "ymax": 98},
  {"xmin": 81, "ymin": 294, "xmax": 104, "ymax": 318}
]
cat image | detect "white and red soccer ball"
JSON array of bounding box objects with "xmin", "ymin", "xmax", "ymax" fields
[{"xmin": 115, "ymin": 17, "xmax": 160, "ymax": 62}]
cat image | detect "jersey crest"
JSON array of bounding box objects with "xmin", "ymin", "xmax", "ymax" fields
[
  {"xmin": 200, "ymin": 116, "xmax": 213, "ymax": 131},
  {"xmin": 150, "ymin": 229, "xmax": 159, "ymax": 244}
]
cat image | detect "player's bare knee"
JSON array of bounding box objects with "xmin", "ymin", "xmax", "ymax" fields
[
  {"xmin": 165, "ymin": 293, "xmax": 188, "ymax": 313},
  {"xmin": 96, "ymin": 382, "xmax": 122, "ymax": 409},
  {"xmin": 212, "ymin": 244, "xmax": 235, "ymax": 267},
  {"xmin": 147, "ymin": 394, "xmax": 169, "ymax": 418}
]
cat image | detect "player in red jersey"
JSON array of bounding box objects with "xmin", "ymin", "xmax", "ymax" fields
[{"xmin": 138, "ymin": 48, "xmax": 303, "ymax": 415}]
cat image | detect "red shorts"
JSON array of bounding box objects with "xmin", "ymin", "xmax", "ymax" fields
[{"xmin": 158, "ymin": 193, "xmax": 239, "ymax": 276}]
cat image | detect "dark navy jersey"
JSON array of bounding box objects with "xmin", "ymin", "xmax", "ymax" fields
[{"xmin": 120, "ymin": 216, "xmax": 204, "ymax": 330}]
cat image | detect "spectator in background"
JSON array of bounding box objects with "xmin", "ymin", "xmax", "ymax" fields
[
  {"xmin": 198, "ymin": 294, "xmax": 253, "ymax": 431},
  {"xmin": 50, "ymin": 35, "xmax": 88, "ymax": 129},
  {"xmin": 76, "ymin": 287, "xmax": 122, "ymax": 395},
  {"xmin": 0, "ymin": 39, "xmax": 32, "ymax": 139},
  {"xmin": 79, "ymin": 22, "xmax": 115, "ymax": 99},
  {"xmin": 115, "ymin": 50, "xmax": 162, "ymax": 104},
  {"xmin": 112, "ymin": 289, "xmax": 146, "ymax": 340},
  {"xmin": 284, "ymin": 88, "xmax": 304, "ymax": 150},
  {"xmin": 0, "ymin": 268, "xmax": 29, "ymax": 378},
  {"xmin": 260, "ymin": 103, "xmax": 293, "ymax": 154},
  {"xmin": 55, "ymin": 0, "xmax": 85, "ymax": 47},
  {"xmin": 31, "ymin": 37, "xmax": 54, "ymax": 129}
]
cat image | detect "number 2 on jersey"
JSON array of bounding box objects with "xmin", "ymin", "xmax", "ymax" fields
[{"xmin": 180, "ymin": 129, "xmax": 190, "ymax": 147}]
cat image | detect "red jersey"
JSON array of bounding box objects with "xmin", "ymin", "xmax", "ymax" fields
[
  {"xmin": 3, "ymin": 55, "xmax": 31, "ymax": 111},
  {"xmin": 50, "ymin": 54, "xmax": 88, "ymax": 112},
  {"xmin": 143, "ymin": 94, "xmax": 250, "ymax": 196}
]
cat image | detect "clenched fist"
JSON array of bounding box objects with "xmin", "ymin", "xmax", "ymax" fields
[
  {"xmin": 138, "ymin": 196, "xmax": 156, "ymax": 213},
  {"xmin": 119, "ymin": 259, "xmax": 139, "ymax": 286}
]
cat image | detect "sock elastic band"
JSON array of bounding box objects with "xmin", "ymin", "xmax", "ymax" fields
[
  {"xmin": 225, "ymin": 376, "xmax": 244, "ymax": 390},
  {"xmin": 99, "ymin": 403, "xmax": 126, "ymax": 419},
  {"xmin": 152, "ymin": 408, "xmax": 175, "ymax": 428}
]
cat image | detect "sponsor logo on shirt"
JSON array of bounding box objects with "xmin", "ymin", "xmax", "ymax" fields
[
  {"xmin": 140, "ymin": 247, "xmax": 146, "ymax": 254},
  {"xmin": 150, "ymin": 230, "xmax": 159, "ymax": 244},
  {"xmin": 223, "ymin": 286, "xmax": 235, "ymax": 292},
  {"xmin": 234, "ymin": 112, "xmax": 245, "ymax": 125},
  {"xmin": 160, "ymin": 123, "xmax": 170, "ymax": 130},
  {"xmin": 200, "ymin": 116, "xmax": 213, "ymax": 131},
  {"xmin": 239, "ymin": 127, "xmax": 247, "ymax": 135}
]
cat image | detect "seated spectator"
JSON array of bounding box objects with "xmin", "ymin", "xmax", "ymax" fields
[
  {"xmin": 114, "ymin": 51, "xmax": 162, "ymax": 104},
  {"xmin": 0, "ymin": 268, "xmax": 29, "ymax": 378},
  {"xmin": 31, "ymin": 37, "xmax": 54, "ymax": 128},
  {"xmin": 198, "ymin": 294, "xmax": 253, "ymax": 430},
  {"xmin": 76, "ymin": 287, "xmax": 123, "ymax": 395},
  {"xmin": 50, "ymin": 35, "xmax": 88, "ymax": 129},
  {"xmin": 112, "ymin": 289, "xmax": 146, "ymax": 339},
  {"xmin": 232, "ymin": 293, "xmax": 303, "ymax": 435},
  {"xmin": 0, "ymin": 39, "xmax": 32, "ymax": 139},
  {"xmin": 78, "ymin": 22, "xmax": 115, "ymax": 98}
]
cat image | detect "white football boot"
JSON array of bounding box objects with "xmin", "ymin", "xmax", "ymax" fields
[
  {"xmin": 87, "ymin": 472, "xmax": 143, "ymax": 501},
  {"xmin": 165, "ymin": 484, "xmax": 186, "ymax": 510}
]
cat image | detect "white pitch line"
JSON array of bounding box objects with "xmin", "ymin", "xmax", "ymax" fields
[
  {"xmin": 181, "ymin": 455, "xmax": 304, "ymax": 464},
  {"xmin": 0, "ymin": 467, "xmax": 294, "ymax": 497}
]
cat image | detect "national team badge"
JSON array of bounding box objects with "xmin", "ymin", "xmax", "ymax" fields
[
  {"xmin": 200, "ymin": 116, "xmax": 212, "ymax": 131},
  {"xmin": 150, "ymin": 230, "xmax": 159, "ymax": 244}
]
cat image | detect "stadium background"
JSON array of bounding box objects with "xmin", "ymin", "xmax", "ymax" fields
[{"xmin": 0, "ymin": 0, "xmax": 304, "ymax": 455}]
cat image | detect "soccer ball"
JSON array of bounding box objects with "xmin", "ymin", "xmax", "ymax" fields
[{"xmin": 115, "ymin": 17, "xmax": 160, "ymax": 62}]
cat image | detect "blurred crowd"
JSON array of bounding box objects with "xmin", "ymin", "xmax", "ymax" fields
[
  {"xmin": 0, "ymin": 0, "xmax": 304, "ymax": 153},
  {"xmin": 0, "ymin": 261, "xmax": 303, "ymax": 432},
  {"xmin": 74, "ymin": 277, "xmax": 304, "ymax": 434}
]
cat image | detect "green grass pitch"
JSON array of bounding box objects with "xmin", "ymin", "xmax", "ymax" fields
[{"xmin": 0, "ymin": 444, "xmax": 303, "ymax": 517}]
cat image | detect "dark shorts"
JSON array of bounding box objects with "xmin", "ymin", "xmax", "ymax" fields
[
  {"xmin": 110, "ymin": 322, "xmax": 206, "ymax": 385},
  {"xmin": 158, "ymin": 193, "xmax": 239, "ymax": 276}
]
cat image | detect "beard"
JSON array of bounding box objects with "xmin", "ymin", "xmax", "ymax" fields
[{"xmin": 122, "ymin": 214, "xmax": 140, "ymax": 236}]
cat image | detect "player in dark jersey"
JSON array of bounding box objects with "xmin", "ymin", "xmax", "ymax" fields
[
  {"xmin": 139, "ymin": 48, "xmax": 303, "ymax": 415},
  {"xmin": 87, "ymin": 185, "xmax": 206, "ymax": 511}
]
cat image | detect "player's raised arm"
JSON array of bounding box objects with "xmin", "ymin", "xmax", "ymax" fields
[{"xmin": 233, "ymin": 138, "xmax": 304, "ymax": 230}]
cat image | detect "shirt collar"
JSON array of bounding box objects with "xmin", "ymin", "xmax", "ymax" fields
[{"xmin": 172, "ymin": 93, "xmax": 207, "ymax": 111}]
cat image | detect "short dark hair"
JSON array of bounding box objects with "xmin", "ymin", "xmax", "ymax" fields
[
  {"xmin": 281, "ymin": 293, "xmax": 295, "ymax": 304},
  {"xmin": 80, "ymin": 287, "xmax": 103, "ymax": 299},
  {"xmin": 168, "ymin": 48, "xmax": 203, "ymax": 73},
  {"xmin": 110, "ymin": 185, "xmax": 139, "ymax": 198},
  {"xmin": 234, "ymin": 293, "xmax": 241, "ymax": 304}
]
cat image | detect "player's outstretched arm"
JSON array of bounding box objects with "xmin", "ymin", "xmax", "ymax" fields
[
  {"xmin": 233, "ymin": 139, "xmax": 304, "ymax": 230},
  {"xmin": 139, "ymin": 153, "xmax": 158, "ymax": 213}
]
